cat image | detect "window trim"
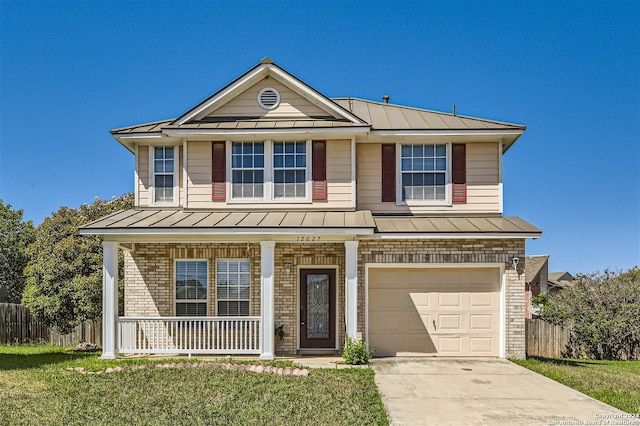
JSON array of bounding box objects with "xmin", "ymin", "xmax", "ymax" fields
[
  {"xmin": 226, "ymin": 140, "xmax": 312, "ymax": 204},
  {"xmin": 174, "ymin": 259, "xmax": 209, "ymax": 317},
  {"xmin": 150, "ymin": 145, "xmax": 180, "ymax": 207},
  {"xmin": 395, "ymin": 142, "xmax": 452, "ymax": 206},
  {"xmin": 215, "ymin": 258, "xmax": 251, "ymax": 317}
]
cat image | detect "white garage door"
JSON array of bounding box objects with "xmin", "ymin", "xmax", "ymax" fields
[{"xmin": 368, "ymin": 267, "xmax": 500, "ymax": 357}]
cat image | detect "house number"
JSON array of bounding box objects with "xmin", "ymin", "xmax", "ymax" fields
[{"xmin": 296, "ymin": 236, "xmax": 321, "ymax": 242}]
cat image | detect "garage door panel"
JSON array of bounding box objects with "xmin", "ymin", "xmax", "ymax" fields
[
  {"xmin": 406, "ymin": 313, "xmax": 428, "ymax": 332},
  {"xmin": 371, "ymin": 331, "xmax": 437, "ymax": 356},
  {"xmin": 438, "ymin": 337, "xmax": 461, "ymax": 353},
  {"xmin": 470, "ymin": 292, "xmax": 494, "ymax": 307},
  {"xmin": 470, "ymin": 337, "xmax": 494, "ymax": 354},
  {"xmin": 438, "ymin": 314, "xmax": 461, "ymax": 330},
  {"xmin": 368, "ymin": 267, "xmax": 500, "ymax": 357},
  {"xmin": 439, "ymin": 293, "xmax": 461, "ymax": 307},
  {"xmin": 371, "ymin": 312, "xmax": 406, "ymax": 331},
  {"xmin": 469, "ymin": 314, "xmax": 494, "ymax": 330},
  {"xmin": 369, "ymin": 290, "xmax": 404, "ymax": 310},
  {"xmin": 408, "ymin": 292, "xmax": 431, "ymax": 309}
]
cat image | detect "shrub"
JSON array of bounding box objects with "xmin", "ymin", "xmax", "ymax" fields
[
  {"xmin": 541, "ymin": 268, "xmax": 640, "ymax": 360},
  {"xmin": 342, "ymin": 337, "xmax": 375, "ymax": 365}
]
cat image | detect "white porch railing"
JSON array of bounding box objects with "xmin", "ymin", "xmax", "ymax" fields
[{"xmin": 117, "ymin": 317, "xmax": 261, "ymax": 355}]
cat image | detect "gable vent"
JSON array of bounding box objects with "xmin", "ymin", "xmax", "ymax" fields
[{"xmin": 258, "ymin": 87, "xmax": 280, "ymax": 110}]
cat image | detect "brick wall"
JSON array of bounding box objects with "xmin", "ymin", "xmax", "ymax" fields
[
  {"xmin": 274, "ymin": 243, "xmax": 345, "ymax": 356},
  {"xmin": 357, "ymin": 238, "xmax": 526, "ymax": 359},
  {"xmin": 124, "ymin": 243, "xmax": 261, "ymax": 317},
  {"xmin": 124, "ymin": 238, "xmax": 526, "ymax": 358}
]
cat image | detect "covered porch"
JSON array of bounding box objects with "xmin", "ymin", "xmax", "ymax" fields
[{"xmin": 82, "ymin": 210, "xmax": 376, "ymax": 360}]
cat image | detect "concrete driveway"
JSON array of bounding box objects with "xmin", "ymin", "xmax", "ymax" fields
[{"xmin": 371, "ymin": 358, "xmax": 633, "ymax": 426}]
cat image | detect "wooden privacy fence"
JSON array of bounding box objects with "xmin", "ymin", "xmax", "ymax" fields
[
  {"xmin": 0, "ymin": 303, "xmax": 101, "ymax": 347},
  {"xmin": 526, "ymin": 318, "xmax": 570, "ymax": 358},
  {"xmin": 50, "ymin": 320, "xmax": 102, "ymax": 347},
  {"xmin": 0, "ymin": 303, "xmax": 50, "ymax": 344}
]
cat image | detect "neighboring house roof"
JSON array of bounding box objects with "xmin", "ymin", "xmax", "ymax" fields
[
  {"xmin": 548, "ymin": 271, "xmax": 574, "ymax": 288},
  {"xmin": 80, "ymin": 210, "xmax": 541, "ymax": 239},
  {"xmin": 548, "ymin": 271, "xmax": 573, "ymax": 281},
  {"xmin": 525, "ymin": 255, "xmax": 549, "ymax": 283}
]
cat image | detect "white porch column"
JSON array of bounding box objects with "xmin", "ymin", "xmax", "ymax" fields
[
  {"xmin": 345, "ymin": 241, "xmax": 359, "ymax": 340},
  {"xmin": 101, "ymin": 241, "xmax": 119, "ymax": 359},
  {"xmin": 260, "ymin": 241, "xmax": 275, "ymax": 360}
]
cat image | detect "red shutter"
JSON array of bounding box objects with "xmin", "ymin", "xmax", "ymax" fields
[
  {"xmin": 211, "ymin": 141, "xmax": 226, "ymax": 201},
  {"xmin": 382, "ymin": 144, "xmax": 396, "ymax": 202},
  {"xmin": 452, "ymin": 143, "xmax": 466, "ymax": 203},
  {"xmin": 312, "ymin": 140, "xmax": 327, "ymax": 200}
]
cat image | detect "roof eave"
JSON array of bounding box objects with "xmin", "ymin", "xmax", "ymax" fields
[
  {"xmin": 371, "ymin": 232, "xmax": 542, "ymax": 239},
  {"xmin": 162, "ymin": 126, "xmax": 371, "ymax": 139},
  {"xmin": 79, "ymin": 227, "xmax": 375, "ymax": 236}
]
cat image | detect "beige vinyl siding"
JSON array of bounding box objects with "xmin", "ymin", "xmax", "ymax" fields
[
  {"xmin": 325, "ymin": 140, "xmax": 353, "ymax": 206},
  {"xmin": 356, "ymin": 142, "xmax": 501, "ymax": 214},
  {"xmin": 137, "ymin": 146, "xmax": 150, "ymax": 206},
  {"xmin": 187, "ymin": 141, "xmax": 213, "ymax": 209},
  {"xmin": 185, "ymin": 140, "xmax": 354, "ymax": 210},
  {"xmin": 205, "ymin": 79, "xmax": 328, "ymax": 120}
]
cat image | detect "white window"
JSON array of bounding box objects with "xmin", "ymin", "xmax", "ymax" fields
[
  {"xmin": 216, "ymin": 259, "xmax": 250, "ymax": 316},
  {"xmin": 400, "ymin": 144, "xmax": 448, "ymax": 203},
  {"xmin": 229, "ymin": 140, "xmax": 309, "ymax": 201},
  {"xmin": 273, "ymin": 141, "xmax": 307, "ymax": 198},
  {"xmin": 231, "ymin": 142, "xmax": 264, "ymax": 198},
  {"xmin": 175, "ymin": 260, "xmax": 208, "ymax": 316},
  {"xmin": 151, "ymin": 146, "xmax": 179, "ymax": 205}
]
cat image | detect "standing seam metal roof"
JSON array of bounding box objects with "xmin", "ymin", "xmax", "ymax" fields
[
  {"xmin": 110, "ymin": 98, "xmax": 525, "ymax": 135},
  {"xmin": 80, "ymin": 209, "xmax": 541, "ymax": 237},
  {"xmin": 332, "ymin": 98, "xmax": 526, "ymax": 131}
]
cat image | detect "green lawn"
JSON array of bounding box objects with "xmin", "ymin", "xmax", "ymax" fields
[
  {"xmin": 512, "ymin": 357, "xmax": 640, "ymax": 414},
  {"xmin": 0, "ymin": 345, "xmax": 387, "ymax": 425}
]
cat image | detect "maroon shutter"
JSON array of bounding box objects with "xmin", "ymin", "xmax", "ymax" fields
[
  {"xmin": 452, "ymin": 143, "xmax": 466, "ymax": 203},
  {"xmin": 211, "ymin": 141, "xmax": 226, "ymax": 201},
  {"xmin": 381, "ymin": 144, "xmax": 396, "ymax": 202},
  {"xmin": 312, "ymin": 140, "xmax": 327, "ymax": 200}
]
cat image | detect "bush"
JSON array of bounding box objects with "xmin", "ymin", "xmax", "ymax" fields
[
  {"xmin": 342, "ymin": 337, "xmax": 375, "ymax": 365},
  {"xmin": 541, "ymin": 268, "xmax": 640, "ymax": 360}
]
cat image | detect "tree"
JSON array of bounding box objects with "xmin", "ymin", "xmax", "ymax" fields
[
  {"xmin": 0, "ymin": 201, "xmax": 36, "ymax": 303},
  {"xmin": 541, "ymin": 268, "xmax": 640, "ymax": 360},
  {"xmin": 22, "ymin": 193, "xmax": 133, "ymax": 332}
]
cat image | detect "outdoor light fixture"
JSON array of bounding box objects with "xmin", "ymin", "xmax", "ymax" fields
[
  {"xmin": 284, "ymin": 263, "xmax": 292, "ymax": 275},
  {"xmin": 512, "ymin": 257, "xmax": 520, "ymax": 270}
]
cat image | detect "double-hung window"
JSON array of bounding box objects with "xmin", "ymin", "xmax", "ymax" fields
[
  {"xmin": 400, "ymin": 144, "xmax": 448, "ymax": 202},
  {"xmin": 228, "ymin": 140, "xmax": 310, "ymax": 201},
  {"xmin": 216, "ymin": 259, "xmax": 250, "ymax": 316},
  {"xmin": 273, "ymin": 141, "xmax": 307, "ymax": 198},
  {"xmin": 152, "ymin": 146, "xmax": 178, "ymax": 205},
  {"xmin": 175, "ymin": 260, "xmax": 208, "ymax": 316},
  {"xmin": 231, "ymin": 142, "xmax": 264, "ymax": 198}
]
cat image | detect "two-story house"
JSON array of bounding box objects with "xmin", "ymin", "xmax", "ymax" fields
[{"xmin": 81, "ymin": 58, "xmax": 541, "ymax": 360}]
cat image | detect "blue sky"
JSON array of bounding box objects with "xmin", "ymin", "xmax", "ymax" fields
[{"xmin": 1, "ymin": 1, "xmax": 638, "ymax": 274}]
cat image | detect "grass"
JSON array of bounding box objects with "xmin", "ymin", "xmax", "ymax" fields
[
  {"xmin": 512, "ymin": 357, "xmax": 640, "ymax": 414},
  {"xmin": 0, "ymin": 345, "xmax": 388, "ymax": 425}
]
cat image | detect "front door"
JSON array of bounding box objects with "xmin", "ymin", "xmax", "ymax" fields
[{"xmin": 299, "ymin": 269, "xmax": 336, "ymax": 349}]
